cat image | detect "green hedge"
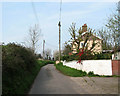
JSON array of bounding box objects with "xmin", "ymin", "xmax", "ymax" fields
[
  {"xmin": 40, "ymin": 60, "xmax": 55, "ymax": 64},
  {"xmin": 61, "ymin": 53, "xmax": 112, "ymax": 61},
  {"xmin": 2, "ymin": 43, "xmax": 55, "ymax": 95},
  {"xmin": 94, "ymin": 53, "xmax": 112, "ymax": 60}
]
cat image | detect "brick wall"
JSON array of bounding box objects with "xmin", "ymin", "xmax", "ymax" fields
[{"xmin": 112, "ymin": 60, "xmax": 120, "ymax": 75}]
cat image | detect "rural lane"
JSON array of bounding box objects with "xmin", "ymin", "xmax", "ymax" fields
[
  {"xmin": 29, "ymin": 64, "xmax": 118, "ymax": 94},
  {"xmin": 28, "ymin": 64, "xmax": 87, "ymax": 94}
]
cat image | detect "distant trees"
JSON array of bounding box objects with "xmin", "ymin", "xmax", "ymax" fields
[
  {"xmin": 25, "ymin": 24, "xmax": 41, "ymax": 54},
  {"xmin": 97, "ymin": 28, "xmax": 113, "ymax": 50},
  {"xmin": 106, "ymin": 14, "xmax": 119, "ymax": 51},
  {"xmin": 98, "ymin": 3, "xmax": 119, "ymax": 51}
]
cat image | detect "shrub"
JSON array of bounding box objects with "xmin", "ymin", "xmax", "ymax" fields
[
  {"xmin": 2, "ymin": 43, "xmax": 37, "ymax": 72},
  {"xmin": 61, "ymin": 54, "xmax": 79, "ymax": 62},
  {"xmin": 61, "ymin": 52, "xmax": 112, "ymax": 61},
  {"xmin": 80, "ymin": 52, "xmax": 94, "ymax": 60},
  {"xmin": 2, "ymin": 43, "xmax": 37, "ymax": 94},
  {"xmin": 94, "ymin": 53, "xmax": 112, "ymax": 60},
  {"xmin": 88, "ymin": 71, "xmax": 94, "ymax": 76}
]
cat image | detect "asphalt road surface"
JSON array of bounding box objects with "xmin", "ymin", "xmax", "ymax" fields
[{"xmin": 29, "ymin": 64, "xmax": 119, "ymax": 94}]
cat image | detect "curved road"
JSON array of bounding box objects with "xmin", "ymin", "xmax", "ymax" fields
[
  {"xmin": 29, "ymin": 64, "xmax": 118, "ymax": 94},
  {"xmin": 29, "ymin": 64, "xmax": 87, "ymax": 94}
]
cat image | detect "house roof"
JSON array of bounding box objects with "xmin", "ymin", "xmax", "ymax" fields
[{"xmin": 81, "ymin": 32, "xmax": 102, "ymax": 41}]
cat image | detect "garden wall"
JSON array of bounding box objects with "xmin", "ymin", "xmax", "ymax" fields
[
  {"xmin": 112, "ymin": 60, "xmax": 120, "ymax": 75},
  {"xmin": 63, "ymin": 60, "xmax": 112, "ymax": 75}
]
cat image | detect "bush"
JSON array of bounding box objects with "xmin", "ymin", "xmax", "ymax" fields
[
  {"xmin": 39, "ymin": 60, "xmax": 55, "ymax": 65},
  {"xmin": 2, "ymin": 43, "xmax": 56, "ymax": 95},
  {"xmin": 2, "ymin": 43, "xmax": 37, "ymax": 71},
  {"xmin": 94, "ymin": 53, "xmax": 112, "ymax": 60},
  {"xmin": 61, "ymin": 54, "xmax": 79, "ymax": 62},
  {"xmin": 88, "ymin": 71, "xmax": 94, "ymax": 76},
  {"xmin": 61, "ymin": 52, "xmax": 112, "ymax": 61},
  {"xmin": 2, "ymin": 43, "xmax": 38, "ymax": 94},
  {"xmin": 81, "ymin": 52, "xmax": 94, "ymax": 60}
]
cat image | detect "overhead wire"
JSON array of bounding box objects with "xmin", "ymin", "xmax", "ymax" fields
[
  {"xmin": 59, "ymin": 0, "xmax": 62, "ymax": 22},
  {"xmin": 31, "ymin": 1, "xmax": 39, "ymax": 25},
  {"xmin": 46, "ymin": 42, "xmax": 58, "ymax": 48},
  {"xmin": 58, "ymin": 0, "xmax": 70, "ymax": 45}
]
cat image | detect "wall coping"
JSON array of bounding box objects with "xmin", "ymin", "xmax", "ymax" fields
[{"xmin": 112, "ymin": 60, "xmax": 120, "ymax": 61}]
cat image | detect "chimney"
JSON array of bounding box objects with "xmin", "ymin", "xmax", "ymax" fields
[{"xmin": 82, "ymin": 24, "xmax": 87, "ymax": 32}]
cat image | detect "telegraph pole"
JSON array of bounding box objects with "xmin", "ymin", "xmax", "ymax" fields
[
  {"xmin": 58, "ymin": 0, "xmax": 62, "ymax": 63},
  {"xmin": 58, "ymin": 21, "xmax": 61, "ymax": 63},
  {"xmin": 43, "ymin": 40, "xmax": 45, "ymax": 59}
]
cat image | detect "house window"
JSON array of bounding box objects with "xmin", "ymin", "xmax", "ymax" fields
[{"xmin": 81, "ymin": 43, "xmax": 84, "ymax": 47}]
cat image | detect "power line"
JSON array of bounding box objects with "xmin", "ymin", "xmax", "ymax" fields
[
  {"xmin": 31, "ymin": 1, "xmax": 39, "ymax": 24},
  {"xmin": 58, "ymin": 0, "xmax": 62, "ymax": 63},
  {"xmin": 46, "ymin": 42, "xmax": 58, "ymax": 48},
  {"xmin": 59, "ymin": 0, "xmax": 62, "ymax": 21},
  {"xmin": 62, "ymin": 32, "xmax": 69, "ymax": 40}
]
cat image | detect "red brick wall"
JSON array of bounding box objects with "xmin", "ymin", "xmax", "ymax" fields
[{"xmin": 112, "ymin": 60, "xmax": 120, "ymax": 75}]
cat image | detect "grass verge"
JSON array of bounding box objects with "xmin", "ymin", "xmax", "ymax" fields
[
  {"xmin": 54, "ymin": 62, "xmax": 120, "ymax": 77},
  {"xmin": 54, "ymin": 62, "xmax": 87, "ymax": 77}
]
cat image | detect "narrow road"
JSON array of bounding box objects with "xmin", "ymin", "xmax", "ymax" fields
[
  {"xmin": 28, "ymin": 64, "xmax": 87, "ymax": 94},
  {"xmin": 29, "ymin": 64, "xmax": 118, "ymax": 94}
]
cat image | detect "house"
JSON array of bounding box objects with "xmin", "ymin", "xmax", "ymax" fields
[{"xmin": 71, "ymin": 24, "xmax": 102, "ymax": 54}]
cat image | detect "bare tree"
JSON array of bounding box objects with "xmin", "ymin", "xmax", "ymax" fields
[
  {"xmin": 98, "ymin": 3, "xmax": 120, "ymax": 52},
  {"xmin": 106, "ymin": 14, "xmax": 119, "ymax": 51},
  {"xmin": 97, "ymin": 28, "xmax": 113, "ymax": 50},
  {"xmin": 67, "ymin": 23, "xmax": 99, "ymax": 54},
  {"xmin": 25, "ymin": 24, "xmax": 41, "ymax": 54}
]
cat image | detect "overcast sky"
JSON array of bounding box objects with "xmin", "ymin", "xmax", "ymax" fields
[{"xmin": 2, "ymin": 1, "xmax": 118, "ymax": 54}]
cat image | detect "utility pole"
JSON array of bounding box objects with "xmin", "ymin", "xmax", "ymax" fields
[
  {"xmin": 43, "ymin": 40, "xmax": 45, "ymax": 59},
  {"xmin": 58, "ymin": 21, "xmax": 61, "ymax": 63}
]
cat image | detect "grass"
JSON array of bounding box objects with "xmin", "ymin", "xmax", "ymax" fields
[
  {"xmin": 54, "ymin": 62, "xmax": 87, "ymax": 77},
  {"xmin": 55, "ymin": 62, "xmax": 120, "ymax": 77}
]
